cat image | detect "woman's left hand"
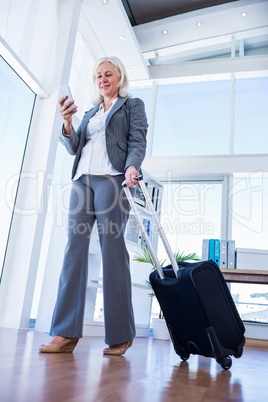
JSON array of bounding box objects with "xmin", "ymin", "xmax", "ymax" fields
[{"xmin": 125, "ymin": 166, "xmax": 139, "ymax": 187}]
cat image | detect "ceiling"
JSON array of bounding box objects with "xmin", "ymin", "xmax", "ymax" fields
[
  {"xmin": 81, "ymin": 0, "xmax": 268, "ymax": 82},
  {"xmin": 121, "ymin": 0, "xmax": 239, "ymax": 25}
]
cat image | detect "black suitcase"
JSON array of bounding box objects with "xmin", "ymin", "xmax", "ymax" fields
[
  {"xmin": 123, "ymin": 175, "xmax": 245, "ymax": 370},
  {"xmin": 149, "ymin": 261, "xmax": 245, "ymax": 369}
]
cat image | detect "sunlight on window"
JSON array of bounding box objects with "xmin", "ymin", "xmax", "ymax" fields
[
  {"xmin": 234, "ymin": 77, "xmax": 268, "ymax": 154},
  {"xmin": 152, "ymin": 80, "xmax": 231, "ymax": 156},
  {"xmin": 158, "ymin": 181, "xmax": 222, "ymax": 260},
  {"xmin": 0, "ymin": 56, "xmax": 36, "ymax": 278},
  {"xmin": 230, "ymin": 173, "xmax": 268, "ymax": 324}
]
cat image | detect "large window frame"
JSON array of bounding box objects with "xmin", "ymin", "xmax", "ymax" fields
[
  {"xmin": 130, "ymin": 72, "xmax": 268, "ymax": 159},
  {"xmin": 0, "ymin": 55, "xmax": 36, "ymax": 281}
]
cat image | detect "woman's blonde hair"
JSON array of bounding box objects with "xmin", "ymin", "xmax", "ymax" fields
[{"xmin": 91, "ymin": 56, "xmax": 129, "ymax": 105}]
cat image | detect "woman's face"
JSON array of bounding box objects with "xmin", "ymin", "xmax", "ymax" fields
[{"xmin": 96, "ymin": 61, "xmax": 120, "ymax": 100}]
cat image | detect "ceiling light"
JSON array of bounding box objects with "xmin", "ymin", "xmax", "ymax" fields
[
  {"xmin": 102, "ymin": 0, "xmax": 108, "ymax": 5},
  {"xmin": 162, "ymin": 30, "xmax": 168, "ymax": 35},
  {"xmin": 196, "ymin": 22, "xmax": 202, "ymax": 27},
  {"xmin": 118, "ymin": 36, "xmax": 125, "ymax": 41},
  {"xmin": 132, "ymin": 65, "xmax": 138, "ymax": 70},
  {"xmin": 241, "ymin": 12, "xmax": 247, "ymax": 17}
]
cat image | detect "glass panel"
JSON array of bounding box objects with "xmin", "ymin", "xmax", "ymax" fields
[
  {"xmin": 234, "ymin": 77, "xmax": 268, "ymax": 154},
  {"xmin": 230, "ymin": 173, "xmax": 268, "ymax": 324},
  {"xmin": 231, "ymin": 173, "xmax": 268, "ymax": 249},
  {"xmin": 231, "ymin": 283, "xmax": 268, "ymax": 324},
  {"xmin": 158, "ymin": 181, "xmax": 222, "ymax": 261},
  {"xmin": 0, "ymin": 56, "xmax": 36, "ymax": 279},
  {"xmin": 152, "ymin": 80, "xmax": 231, "ymax": 156},
  {"xmin": 69, "ymin": 31, "xmax": 95, "ymax": 120}
]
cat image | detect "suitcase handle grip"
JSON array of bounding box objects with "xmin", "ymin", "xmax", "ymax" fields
[
  {"xmin": 122, "ymin": 175, "xmax": 179, "ymax": 279},
  {"xmin": 121, "ymin": 174, "xmax": 143, "ymax": 188}
]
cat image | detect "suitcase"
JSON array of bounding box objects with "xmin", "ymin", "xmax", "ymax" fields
[{"xmin": 122, "ymin": 175, "xmax": 245, "ymax": 370}]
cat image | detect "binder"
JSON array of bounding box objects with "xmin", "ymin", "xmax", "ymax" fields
[
  {"xmin": 209, "ymin": 239, "xmax": 215, "ymax": 261},
  {"xmin": 227, "ymin": 240, "xmax": 236, "ymax": 269},
  {"xmin": 202, "ymin": 239, "xmax": 209, "ymax": 260},
  {"xmin": 214, "ymin": 239, "xmax": 220, "ymax": 267},
  {"xmin": 220, "ymin": 240, "xmax": 227, "ymax": 269},
  {"xmin": 141, "ymin": 218, "xmax": 150, "ymax": 248}
]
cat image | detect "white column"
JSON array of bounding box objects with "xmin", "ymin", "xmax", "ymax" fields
[{"xmin": 0, "ymin": 0, "xmax": 82, "ymax": 329}]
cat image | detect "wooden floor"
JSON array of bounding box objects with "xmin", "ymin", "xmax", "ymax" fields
[{"xmin": 0, "ymin": 328, "xmax": 268, "ymax": 402}]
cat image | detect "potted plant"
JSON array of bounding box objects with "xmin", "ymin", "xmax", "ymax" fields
[{"xmin": 133, "ymin": 248, "xmax": 201, "ymax": 340}]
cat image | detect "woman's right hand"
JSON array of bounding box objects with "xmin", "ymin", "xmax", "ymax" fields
[{"xmin": 59, "ymin": 96, "xmax": 78, "ymax": 135}]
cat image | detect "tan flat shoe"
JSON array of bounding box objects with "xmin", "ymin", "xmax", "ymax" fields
[
  {"xmin": 103, "ymin": 340, "xmax": 133, "ymax": 356},
  {"xmin": 39, "ymin": 338, "xmax": 79, "ymax": 353}
]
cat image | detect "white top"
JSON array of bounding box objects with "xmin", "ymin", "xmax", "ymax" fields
[{"xmin": 73, "ymin": 98, "xmax": 121, "ymax": 181}]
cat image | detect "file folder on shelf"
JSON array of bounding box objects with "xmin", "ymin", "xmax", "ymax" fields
[
  {"xmin": 209, "ymin": 239, "xmax": 215, "ymax": 261},
  {"xmin": 227, "ymin": 240, "xmax": 236, "ymax": 269},
  {"xmin": 203, "ymin": 238, "xmax": 234, "ymax": 268},
  {"xmin": 202, "ymin": 239, "xmax": 209, "ymax": 261},
  {"xmin": 220, "ymin": 240, "xmax": 227, "ymax": 269},
  {"xmin": 214, "ymin": 239, "xmax": 220, "ymax": 267}
]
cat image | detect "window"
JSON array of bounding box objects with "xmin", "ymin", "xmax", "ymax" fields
[
  {"xmin": 0, "ymin": 56, "xmax": 36, "ymax": 280},
  {"xmin": 231, "ymin": 173, "xmax": 268, "ymax": 250},
  {"xmin": 152, "ymin": 80, "xmax": 231, "ymax": 156},
  {"xmin": 231, "ymin": 283, "xmax": 268, "ymax": 324},
  {"xmin": 234, "ymin": 77, "xmax": 268, "ymax": 154},
  {"xmin": 230, "ymin": 173, "xmax": 268, "ymax": 324},
  {"xmin": 69, "ymin": 31, "xmax": 95, "ymax": 119},
  {"xmin": 158, "ymin": 181, "xmax": 222, "ymax": 260}
]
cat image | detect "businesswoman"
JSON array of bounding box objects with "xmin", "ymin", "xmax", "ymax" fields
[{"xmin": 39, "ymin": 56, "xmax": 148, "ymax": 355}]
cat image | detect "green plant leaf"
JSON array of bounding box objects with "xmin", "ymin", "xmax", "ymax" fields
[
  {"xmin": 145, "ymin": 280, "xmax": 155, "ymax": 297},
  {"xmin": 174, "ymin": 250, "xmax": 201, "ymax": 262},
  {"xmin": 133, "ymin": 247, "xmax": 167, "ymax": 270}
]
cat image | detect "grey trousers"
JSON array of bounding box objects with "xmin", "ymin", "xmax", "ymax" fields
[{"xmin": 50, "ymin": 174, "xmax": 136, "ymax": 345}]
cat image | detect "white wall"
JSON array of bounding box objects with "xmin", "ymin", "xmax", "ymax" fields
[{"xmin": 143, "ymin": 154, "xmax": 268, "ymax": 182}]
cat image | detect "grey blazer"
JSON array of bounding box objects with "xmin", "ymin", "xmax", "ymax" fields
[{"xmin": 59, "ymin": 96, "xmax": 148, "ymax": 179}]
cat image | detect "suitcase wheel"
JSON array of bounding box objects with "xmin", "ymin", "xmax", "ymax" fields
[
  {"xmin": 217, "ymin": 355, "xmax": 232, "ymax": 370},
  {"xmin": 234, "ymin": 349, "xmax": 243, "ymax": 359},
  {"xmin": 180, "ymin": 352, "xmax": 190, "ymax": 361}
]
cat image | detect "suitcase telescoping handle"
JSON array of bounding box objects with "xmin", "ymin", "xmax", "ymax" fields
[{"xmin": 122, "ymin": 175, "xmax": 179, "ymax": 280}]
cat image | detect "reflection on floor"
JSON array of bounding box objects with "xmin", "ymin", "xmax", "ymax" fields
[{"xmin": 0, "ymin": 328, "xmax": 267, "ymax": 401}]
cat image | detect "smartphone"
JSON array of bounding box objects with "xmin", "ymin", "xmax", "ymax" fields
[{"xmin": 59, "ymin": 85, "xmax": 74, "ymax": 107}]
